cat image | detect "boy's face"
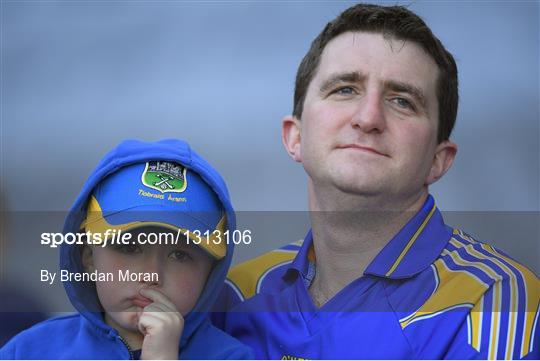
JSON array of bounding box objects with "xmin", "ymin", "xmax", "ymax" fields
[{"xmin": 82, "ymin": 226, "xmax": 214, "ymax": 335}]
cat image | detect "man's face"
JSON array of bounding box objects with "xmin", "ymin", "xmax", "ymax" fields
[
  {"xmin": 83, "ymin": 226, "xmax": 213, "ymax": 336},
  {"xmin": 288, "ymin": 32, "xmax": 450, "ymax": 206}
]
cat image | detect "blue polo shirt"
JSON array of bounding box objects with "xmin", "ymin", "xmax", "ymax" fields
[{"xmin": 213, "ymin": 195, "xmax": 540, "ymax": 359}]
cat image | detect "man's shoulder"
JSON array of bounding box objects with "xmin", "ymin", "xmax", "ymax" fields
[
  {"xmin": 225, "ymin": 240, "xmax": 303, "ymax": 302},
  {"xmin": 401, "ymin": 227, "xmax": 538, "ymax": 317},
  {"xmin": 439, "ymin": 228, "xmax": 539, "ymax": 290},
  {"xmin": 399, "ymin": 228, "xmax": 539, "ymax": 359}
]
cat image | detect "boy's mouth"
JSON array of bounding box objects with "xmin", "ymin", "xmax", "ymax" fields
[{"xmin": 130, "ymin": 295, "xmax": 153, "ymax": 308}]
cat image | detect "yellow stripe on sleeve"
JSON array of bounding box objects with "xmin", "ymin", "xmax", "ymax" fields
[
  {"xmin": 227, "ymin": 249, "xmax": 298, "ymax": 300},
  {"xmin": 480, "ymin": 244, "xmax": 540, "ymax": 358}
]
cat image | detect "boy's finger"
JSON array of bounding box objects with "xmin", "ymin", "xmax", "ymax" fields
[
  {"xmin": 143, "ymin": 310, "xmax": 181, "ymax": 325},
  {"xmin": 138, "ymin": 310, "xmax": 182, "ymax": 334},
  {"xmin": 138, "ymin": 310, "xmax": 166, "ymax": 332},
  {"xmin": 141, "ymin": 304, "xmax": 183, "ymax": 325},
  {"xmin": 143, "ymin": 302, "xmax": 170, "ymax": 313},
  {"xmin": 139, "ymin": 288, "xmax": 177, "ymax": 311},
  {"xmin": 138, "ymin": 314, "xmax": 150, "ymax": 335}
]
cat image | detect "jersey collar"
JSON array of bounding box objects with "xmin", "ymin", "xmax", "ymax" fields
[{"xmin": 289, "ymin": 194, "xmax": 451, "ymax": 280}]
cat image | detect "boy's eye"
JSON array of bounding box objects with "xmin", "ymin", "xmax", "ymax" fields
[
  {"xmin": 113, "ymin": 244, "xmax": 142, "ymax": 254},
  {"xmin": 169, "ymin": 250, "xmax": 193, "ymax": 262}
]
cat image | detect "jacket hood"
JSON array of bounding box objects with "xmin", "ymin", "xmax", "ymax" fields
[{"xmin": 61, "ymin": 139, "xmax": 235, "ymax": 347}]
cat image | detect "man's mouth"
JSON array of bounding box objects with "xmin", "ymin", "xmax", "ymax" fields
[{"xmin": 338, "ymin": 144, "xmax": 387, "ymax": 157}]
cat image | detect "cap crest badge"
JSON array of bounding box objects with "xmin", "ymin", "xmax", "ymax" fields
[{"xmin": 141, "ymin": 161, "xmax": 187, "ymax": 193}]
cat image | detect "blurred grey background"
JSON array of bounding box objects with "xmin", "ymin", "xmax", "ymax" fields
[{"xmin": 1, "ymin": 1, "xmax": 539, "ymax": 312}]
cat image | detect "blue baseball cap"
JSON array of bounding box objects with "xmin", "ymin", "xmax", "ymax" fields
[{"xmin": 81, "ymin": 160, "xmax": 227, "ymax": 259}]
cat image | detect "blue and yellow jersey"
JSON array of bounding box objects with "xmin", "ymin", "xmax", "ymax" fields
[{"xmin": 213, "ymin": 195, "xmax": 540, "ymax": 359}]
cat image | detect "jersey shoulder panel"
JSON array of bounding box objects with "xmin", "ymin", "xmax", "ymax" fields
[
  {"xmin": 226, "ymin": 240, "xmax": 303, "ymax": 301},
  {"xmin": 402, "ymin": 228, "xmax": 539, "ymax": 359}
]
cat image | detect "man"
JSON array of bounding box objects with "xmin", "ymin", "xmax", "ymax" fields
[{"xmin": 213, "ymin": 3, "xmax": 540, "ymax": 359}]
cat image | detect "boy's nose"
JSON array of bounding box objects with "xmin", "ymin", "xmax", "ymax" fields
[{"xmin": 140, "ymin": 255, "xmax": 164, "ymax": 286}]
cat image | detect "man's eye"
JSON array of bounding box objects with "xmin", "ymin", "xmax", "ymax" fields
[
  {"xmin": 113, "ymin": 244, "xmax": 142, "ymax": 254},
  {"xmin": 392, "ymin": 97, "xmax": 415, "ymax": 110},
  {"xmin": 169, "ymin": 250, "xmax": 192, "ymax": 262},
  {"xmin": 333, "ymin": 86, "xmax": 355, "ymax": 95}
]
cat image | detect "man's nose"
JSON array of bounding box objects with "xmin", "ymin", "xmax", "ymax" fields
[{"xmin": 350, "ymin": 91, "xmax": 386, "ymax": 133}]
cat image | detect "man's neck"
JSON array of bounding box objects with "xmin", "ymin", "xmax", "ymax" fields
[{"xmin": 307, "ymin": 183, "xmax": 428, "ymax": 308}]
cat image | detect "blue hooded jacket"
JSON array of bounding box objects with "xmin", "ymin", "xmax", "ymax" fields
[{"xmin": 1, "ymin": 139, "xmax": 253, "ymax": 360}]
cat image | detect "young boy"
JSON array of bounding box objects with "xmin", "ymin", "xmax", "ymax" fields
[{"xmin": 1, "ymin": 139, "xmax": 253, "ymax": 359}]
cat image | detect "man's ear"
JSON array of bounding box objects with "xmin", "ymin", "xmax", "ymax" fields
[
  {"xmin": 426, "ymin": 140, "xmax": 457, "ymax": 186},
  {"xmin": 81, "ymin": 245, "xmax": 95, "ymax": 273},
  {"xmin": 282, "ymin": 115, "xmax": 302, "ymax": 162}
]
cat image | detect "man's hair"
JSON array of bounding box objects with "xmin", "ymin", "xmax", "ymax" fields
[{"xmin": 293, "ymin": 3, "xmax": 458, "ymax": 143}]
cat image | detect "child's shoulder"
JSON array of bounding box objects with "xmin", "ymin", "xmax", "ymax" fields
[
  {"xmin": 11, "ymin": 313, "xmax": 80, "ymax": 336},
  {"xmin": 1, "ymin": 313, "xmax": 83, "ymax": 359}
]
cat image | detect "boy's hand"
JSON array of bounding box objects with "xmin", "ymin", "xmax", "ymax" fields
[{"xmin": 137, "ymin": 288, "xmax": 184, "ymax": 360}]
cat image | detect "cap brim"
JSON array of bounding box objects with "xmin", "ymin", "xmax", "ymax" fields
[{"xmin": 83, "ymin": 201, "xmax": 226, "ymax": 259}]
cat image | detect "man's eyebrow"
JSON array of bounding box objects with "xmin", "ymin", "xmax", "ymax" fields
[
  {"xmin": 384, "ymin": 80, "xmax": 427, "ymax": 108},
  {"xmin": 319, "ymin": 71, "xmax": 366, "ymax": 93}
]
